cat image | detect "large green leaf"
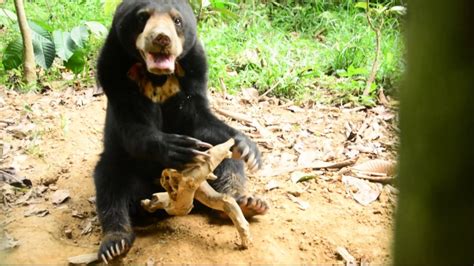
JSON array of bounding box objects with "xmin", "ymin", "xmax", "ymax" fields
[
  {"xmin": 0, "ymin": 8, "xmax": 17, "ymax": 21},
  {"xmin": 70, "ymin": 25, "xmax": 89, "ymax": 48},
  {"xmin": 29, "ymin": 21, "xmax": 56, "ymax": 69},
  {"xmin": 31, "ymin": 19, "xmax": 54, "ymax": 33},
  {"xmin": 2, "ymin": 37, "xmax": 23, "ymax": 70},
  {"xmin": 53, "ymin": 30, "xmax": 77, "ymax": 61},
  {"xmin": 64, "ymin": 49, "xmax": 86, "ymax": 74},
  {"xmin": 84, "ymin": 21, "xmax": 108, "ymax": 37}
]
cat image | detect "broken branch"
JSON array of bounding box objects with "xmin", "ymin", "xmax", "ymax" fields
[{"xmin": 141, "ymin": 139, "xmax": 251, "ymax": 248}]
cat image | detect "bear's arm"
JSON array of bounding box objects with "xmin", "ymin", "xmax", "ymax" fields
[
  {"xmin": 189, "ymin": 96, "xmax": 262, "ymax": 170},
  {"xmin": 106, "ymin": 87, "xmax": 208, "ymax": 168}
]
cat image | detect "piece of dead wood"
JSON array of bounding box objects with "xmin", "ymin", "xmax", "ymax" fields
[
  {"xmin": 67, "ymin": 253, "xmax": 99, "ymax": 265},
  {"xmin": 212, "ymin": 106, "xmax": 275, "ymax": 147},
  {"xmin": 260, "ymin": 158, "xmax": 358, "ymax": 178},
  {"xmin": 141, "ymin": 139, "xmax": 251, "ymax": 248},
  {"xmin": 336, "ymin": 246, "xmax": 357, "ymax": 266},
  {"xmin": 213, "ymin": 107, "xmax": 253, "ymax": 124}
]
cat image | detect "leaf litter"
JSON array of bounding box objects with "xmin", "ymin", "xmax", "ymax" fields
[{"xmin": 0, "ymin": 84, "xmax": 398, "ymax": 264}]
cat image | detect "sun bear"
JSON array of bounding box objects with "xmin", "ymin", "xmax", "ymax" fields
[{"xmin": 94, "ymin": 0, "xmax": 268, "ymax": 263}]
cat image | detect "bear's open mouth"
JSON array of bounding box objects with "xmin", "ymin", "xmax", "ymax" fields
[{"xmin": 143, "ymin": 52, "xmax": 176, "ymax": 74}]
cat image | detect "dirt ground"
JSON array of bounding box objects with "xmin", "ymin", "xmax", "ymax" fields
[{"xmin": 0, "ymin": 85, "xmax": 398, "ymax": 264}]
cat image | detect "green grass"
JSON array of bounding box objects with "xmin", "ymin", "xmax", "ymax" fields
[
  {"xmin": 200, "ymin": 2, "xmax": 404, "ymax": 104},
  {"xmin": 0, "ymin": 0, "xmax": 405, "ymax": 105}
]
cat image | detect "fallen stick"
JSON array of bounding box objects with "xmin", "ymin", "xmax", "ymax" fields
[
  {"xmin": 213, "ymin": 106, "xmax": 277, "ymax": 147},
  {"xmin": 260, "ymin": 158, "xmax": 358, "ymax": 177},
  {"xmin": 141, "ymin": 139, "xmax": 251, "ymax": 248},
  {"xmin": 213, "ymin": 107, "xmax": 253, "ymax": 124},
  {"xmin": 336, "ymin": 246, "xmax": 357, "ymax": 266},
  {"xmin": 68, "ymin": 253, "xmax": 99, "ymax": 265}
]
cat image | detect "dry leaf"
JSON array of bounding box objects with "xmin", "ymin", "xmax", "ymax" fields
[
  {"xmin": 297, "ymin": 151, "xmax": 320, "ymax": 166},
  {"xmin": 287, "ymin": 105, "xmax": 304, "ymax": 113},
  {"xmin": 15, "ymin": 189, "xmax": 33, "ymax": 205},
  {"xmin": 0, "ymin": 232, "xmax": 19, "ymax": 251},
  {"xmin": 240, "ymin": 88, "xmax": 259, "ymax": 104},
  {"xmin": 7, "ymin": 123, "xmax": 36, "ymax": 139},
  {"xmin": 24, "ymin": 206, "xmax": 49, "ymax": 217},
  {"xmin": 378, "ymin": 89, "xmax": 390, "ymax": 106},
  {"xmin": 0, "ymin": 167, "xmax": 32, "ymax": 188},
  {"xmin": 81, "ymin": 221, "xmax": 93, "ymax": 235},
  {"xmin": 40, "ymin": 175, "xmax": 59, "ymax": 186},
  {"xmin": 265, "ymin": 180, "xmax": 280, "ymax": 191},
  {"xmin": 0, "ymin": 142, "xmax": 11, "ymax": 160},
  {"xmin": 51, "ymin": 189, "xmax": 70, "ymax": 205},
  {"xmin": 287, "ymin": 194, "xmax": 310, "ymax": 210},
  {"xmin": 342, "ymin": 176, "xmax": 382, "ymax": 206}
]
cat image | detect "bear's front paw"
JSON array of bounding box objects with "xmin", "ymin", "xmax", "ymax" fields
[
  {"xmin": 232, "ymin": 135, "xmax": 262, "ymax": 172},
  {"xmin": 98, "ymin": 231, "xmax": 135, "ymax": 264},
  {"xmin": 163, "ymin": 134, "xmax": 213, "ymax": 169}
]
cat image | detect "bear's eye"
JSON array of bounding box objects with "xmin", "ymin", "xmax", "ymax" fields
[
  {"xmin": 137, "ymin": 11, "xmax": 150, "ymax": 24},
  {"xmin": 173, "ymin": 17, "xmax": 182, "ymax": 27}
]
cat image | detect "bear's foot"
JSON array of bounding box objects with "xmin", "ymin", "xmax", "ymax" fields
[
  {"xmin": 235, "ymin": 195, "xmax": 269, "ymax": 218},
  {"xmin": 98, "ymin": 231, "xmax": 135, "ymax": 264}
]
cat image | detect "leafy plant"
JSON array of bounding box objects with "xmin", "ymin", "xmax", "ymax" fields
[{"xmin": 2, "ymin": 20, "xmax": 106, "ymax": 74}]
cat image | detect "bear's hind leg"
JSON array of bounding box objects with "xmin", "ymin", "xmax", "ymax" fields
[
  {"xmin": 94, "ymin": 161, "xmax": 136, "ymax": 263},
  {"xmin": 209, "ymin": 158, "xmax": 269, "ymax": 217}
]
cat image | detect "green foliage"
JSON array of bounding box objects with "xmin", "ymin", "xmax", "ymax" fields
[
  {"xmin": 102, "ymin": 0, "xmax": 121, "ymax": 17},
  {"xmin": 29, "ymin": 21, "xmax": 56, "ymax": 69},
  {"xmin": 64, "ymin": 49, "xmax": 87, "ymax": 74},
  {"xmin": 200, "ymin": 1, "xmax": 404, "ymax": 105},
  {"xmin": 0, "ymin": 0, "xmax": 405, "ymax": 106},
  {"xmin": 3, "ymin": 37, "xmax": 23, "ymax": 70},
  {"xmin": 53, "ymin": 31, "xmax": 76, "ymax": 60},
  {"xmin": 2, "ymin": 20, "xmax": 97, "ymax": 73}
]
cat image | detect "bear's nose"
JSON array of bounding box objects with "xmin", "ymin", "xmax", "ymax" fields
[{"xmin": 153, "ymin": 33, "xmax": 171, "ymax": 47}]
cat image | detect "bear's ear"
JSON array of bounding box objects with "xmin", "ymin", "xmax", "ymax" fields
[{"xmin": 111, "ymin": 1, "xmax": 151, "ymax": 59}]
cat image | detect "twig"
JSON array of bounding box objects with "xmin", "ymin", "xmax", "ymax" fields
[
  {"xmin": 214, "ymin": 107, "xmax": 253, "ymax": 124},
  {"xmin": 213, "ymin": 106, "xmax": 274, "ymax": 141},
  {"xmin": 219, "ymin": 77, "xmax": 227, "ymax": 94},
  {"xmin": 363, "ymin": 0, "xmax": 384, "ymax": 96},
  {"xmin": 336, "ymin": 246, "xmax": 357, "ymax": 266},
  {"xmin": 260, "ymin": 158, "xmax": 358, "ymax": 178},
  {"xmin": 259, "ymin": 79, "xmax": 283, "ymax": 99}
]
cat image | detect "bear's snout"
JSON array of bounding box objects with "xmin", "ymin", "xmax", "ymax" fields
[{"xmin": 152, "ymin": 33, "xmax": 171, "ymax": 48}]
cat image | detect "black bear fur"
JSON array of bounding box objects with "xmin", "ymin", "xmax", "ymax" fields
[{"xmin": 94, "ymin": 0, "xmax": 262, "ymax": 261}]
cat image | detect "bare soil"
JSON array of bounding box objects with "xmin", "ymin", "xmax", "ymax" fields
[{"xmin": 0, "ymin": 86, "xmax": 398, "ymax": 264}]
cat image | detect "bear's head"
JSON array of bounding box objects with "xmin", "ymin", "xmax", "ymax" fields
[{"xmin": 113, "ymin": 0, "xmax": 197, "ymax": 75}]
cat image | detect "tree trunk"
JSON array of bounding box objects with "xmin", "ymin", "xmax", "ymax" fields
[
  {"xmin": 14, "ymin": 0, "xmax": 36, "ymax": 84},
  {"xmin": 394, "ymin": 0, "xmax": 474, "ymax": 264}
]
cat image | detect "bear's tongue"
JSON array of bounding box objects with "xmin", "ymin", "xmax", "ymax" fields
[{"xmin": 146, "ymin": 53, "xmax": 174, "ymax": 71}]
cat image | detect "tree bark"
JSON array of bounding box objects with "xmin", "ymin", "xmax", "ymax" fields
[
  {"xmin": 395, "ymin": 0, "xmax": 474, "ymax": 264},
  {"xmin": 14, "ymin": 0, "xmax": 36, "ymax": 84}
]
